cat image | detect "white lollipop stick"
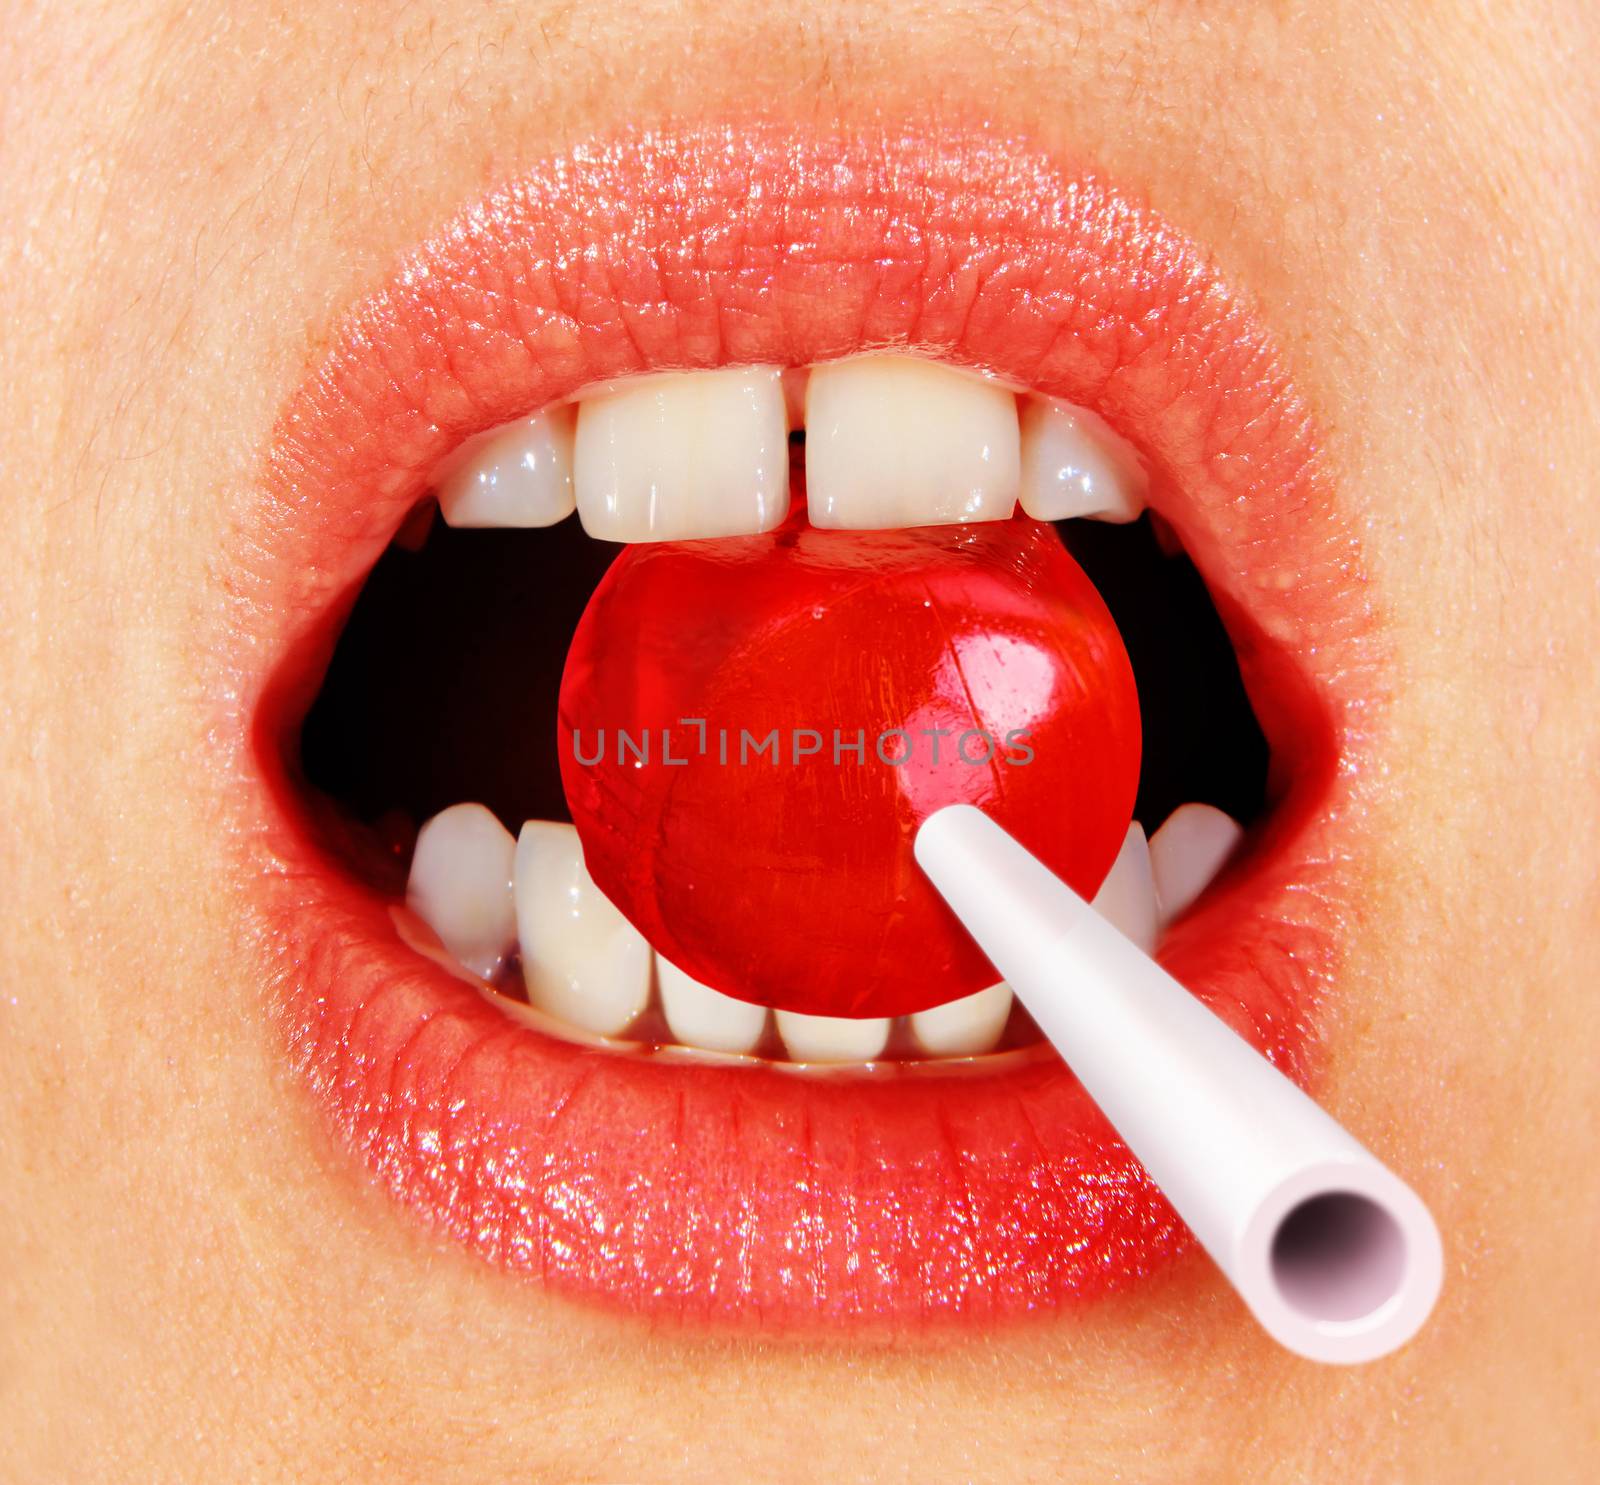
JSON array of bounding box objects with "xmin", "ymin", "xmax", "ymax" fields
[{"xmin": 914, "ymin": 804, "xmax": 1442, "ymax": 1365}]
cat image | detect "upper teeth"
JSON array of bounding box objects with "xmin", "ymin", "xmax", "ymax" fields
[
  {"xmin": 404, "ymin": 800, "xmax": 1239, "ymax": 1065},
  {"xmin": 428, "ymin": 355, "xmax": 1147, "ymax": 542},
  {"xmin": 1017, "ymin": 396, "xmax": 1148, "ymax": 523},
  {"xmin": 436, "ymin": 406, "xmax": 577, "ymax": 529},
  {"xmin": 803, "ymin": 355, "xmax": 1021, "ymax": 529},
  {"xmin": 573, "ymin": 366, "xmax": 790, "ymax": 542}
]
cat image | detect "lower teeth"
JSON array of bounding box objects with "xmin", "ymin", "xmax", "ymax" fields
[{"xmin": 398, "ymin": 799, "xmax": 1241, "ymax": 1066}]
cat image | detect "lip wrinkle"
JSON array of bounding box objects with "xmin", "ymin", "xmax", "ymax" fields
[{"xmin": 218, "ymin": 122, "xmax": 1384, "ymax": 1328}]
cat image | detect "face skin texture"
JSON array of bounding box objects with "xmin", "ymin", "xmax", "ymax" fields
[{"xmin": 1, "ymin": 1, "xmax": 1596, "ymax": 1479}]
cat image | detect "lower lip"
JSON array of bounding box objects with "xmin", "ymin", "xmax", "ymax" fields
[{"xmin": 223, "ymin": 123, "xmax": 1382, "ymax": 1326}]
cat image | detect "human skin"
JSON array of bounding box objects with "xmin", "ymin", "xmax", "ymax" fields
[{"xmin": 0, "ymin": 0, "xmax": 1596, "ymax": 1480}]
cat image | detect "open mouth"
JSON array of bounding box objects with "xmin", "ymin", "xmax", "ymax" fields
[{"xmin": 218, "ymin": 123, "xmax": 1383, "ymax": 1327}]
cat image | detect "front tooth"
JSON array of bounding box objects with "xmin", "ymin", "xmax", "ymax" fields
[
  {"xmin": 574, "ymin": 366, "xmax": 789, "ymax": 541},
  {"xmin": 774, "ymin": 1009, "xmax": 890, "ymax": 1064},
  {"xmin": 405, "ymin": 803, "xmax": 517, "ymax": 979},
  {"xmin": 515, "ymin": 821, "xmax": 651, "ymax": 1035},
  {"xmin": 804, "ymin": 355, "xmax": 1020, "ymax": 529},
  {"xmin": 1149, "ymin": 803, "xmax": 1244, "ymax": 926},
  {"xmin": 1018, "ymin": 396, "xmax": 1147, "ymax": 523},
  {"xmin": 657, "ymin": 956, "xmax": 768, "ymax": 1055},
  {"xmin": 435, "ymin": 406, "xmax": 577, "ymax": 528},
  {"xmin": 1089, "ymin": 822, "xmax": 1160, "ymax": 953},
  {"xmin": 910, "ymin": 981, "xmax": 1013, "ymax": 1057}
]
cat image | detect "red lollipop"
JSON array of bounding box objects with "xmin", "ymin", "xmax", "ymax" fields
[{"xmin": 558, "ymin": 511, "xmax": 1140, "ymax": 1018}]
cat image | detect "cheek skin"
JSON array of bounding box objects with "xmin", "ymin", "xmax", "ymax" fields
[{"xmin": 0, "ymin": 3, "xmax": 1594, "ymax": 1484}]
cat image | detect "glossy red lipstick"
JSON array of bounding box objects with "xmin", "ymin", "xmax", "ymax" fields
[{"xmin": 216, "ymin": 124, "xmax": 1383, "ymax": 1326}]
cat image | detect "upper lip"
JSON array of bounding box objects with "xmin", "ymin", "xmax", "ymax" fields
[{"xmin": 216, "ymin": 121, "xmax": 1384, "ymax": 1327}]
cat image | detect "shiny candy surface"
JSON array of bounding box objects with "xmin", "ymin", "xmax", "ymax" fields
[{"xmin": 559, "ymin": 509, "xmax": 1141, "ymax": 1017}]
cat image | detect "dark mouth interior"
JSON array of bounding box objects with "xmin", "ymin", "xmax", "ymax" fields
[{"xmin": 296, "ymin": 501, "xmax": 1270, "ymax": 879}]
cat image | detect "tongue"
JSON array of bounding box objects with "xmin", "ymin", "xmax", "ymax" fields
[{"xmin": 558, "ymin": 509, "xmax": 1140, "ymax": 1019}]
